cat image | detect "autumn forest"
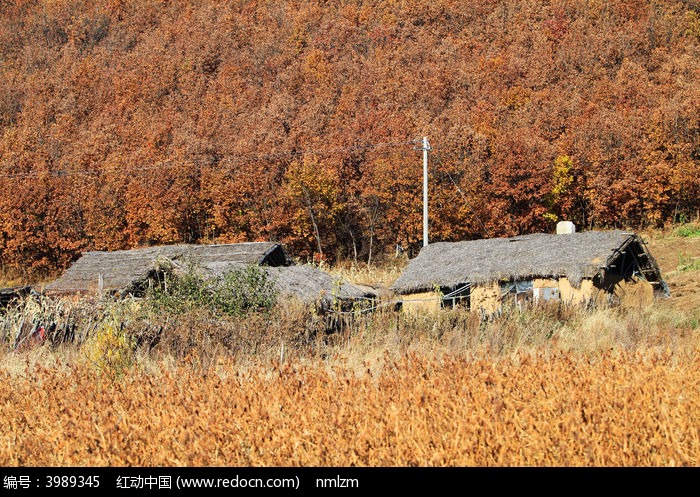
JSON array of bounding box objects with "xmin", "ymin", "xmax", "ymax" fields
[{"xmin": 1, "ymin": 0, "xmax": 699, "ymax": 280}]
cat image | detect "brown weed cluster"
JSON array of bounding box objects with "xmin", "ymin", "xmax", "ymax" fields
[{"xmin": 1, "ymin": 350, "xmax": 697, "ymax": 467}]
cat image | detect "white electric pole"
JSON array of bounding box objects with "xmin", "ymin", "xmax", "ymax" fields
[{"xmin": 422, "ymin": 136, "xmax": 430, "ymax": 247}]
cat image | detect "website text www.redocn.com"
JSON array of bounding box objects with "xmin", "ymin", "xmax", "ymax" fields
[{"xmin": 176, "ymin": 475, "xmax": 299, "ymax": 490}]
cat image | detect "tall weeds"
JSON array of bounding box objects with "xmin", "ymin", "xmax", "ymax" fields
[{"xmin": 1, "ymin": 289, "xmax": 698, "ymax": 375}]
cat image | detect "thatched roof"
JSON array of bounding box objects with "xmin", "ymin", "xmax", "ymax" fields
[
  {"xmin": 264, "ymin": 265, "xmax": 375, "ymax": 308},
  {"xmin": 184, "ymin": 260, "xmax": 375, "ymax": 307},
  {"xmin": 42, "ymin": 242, "xmax": 375, "ymax": 308},
  {"xmin": 391, "ymin": 230, "xmax": 665, "ymax": 294},
  {"xmin": 43, "ymin": 242, "xmax": 291, "ymax": 296},
  {"xmin": 0, "ymin": 285, "xmax": 32, "ymax": 308}
]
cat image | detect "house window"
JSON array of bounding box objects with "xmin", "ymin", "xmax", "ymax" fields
[
  {"xmin": 534, "ymin": 286, "xmax": 560, "ymax": 302},
  {"xmin": 500, "ymin": 280, "xmax": 534, "ymax": 307},
  {"xmin": 441, "ymin": 284, "xmax": 470, "ymax": 309}
]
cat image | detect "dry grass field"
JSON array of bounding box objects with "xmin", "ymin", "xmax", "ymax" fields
[
  {"xmin": 1, "ymin": 352, "xmax": 698, "ymax": 466},
  {"xmin": 1, "ymin": 226, "xmax": 698, "ymax": 467}
]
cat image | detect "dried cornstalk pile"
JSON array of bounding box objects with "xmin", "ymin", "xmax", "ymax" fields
[{"xmin": 1, "ymin": 350, "xmax": 698, "ymax": 467}]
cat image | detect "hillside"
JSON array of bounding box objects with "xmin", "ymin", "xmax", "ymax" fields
[
  {"xmin": 643, "ymin": 226, "xmax": 700, "ymax": 313},
  {"xmin": 0, "ymin": 1, "xmax": 699, "ymax": 280}
]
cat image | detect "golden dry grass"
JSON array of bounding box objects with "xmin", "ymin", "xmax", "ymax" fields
[{"xmin": 0, "ymin": 351, "xmax": 697, "ymax": 466}]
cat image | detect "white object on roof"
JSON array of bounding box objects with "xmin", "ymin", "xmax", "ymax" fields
[{"xmin": 556, "ymin": 221, "xmax": 576, "ymax": 234}]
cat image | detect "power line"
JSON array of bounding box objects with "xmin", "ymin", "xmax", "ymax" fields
[
  {"xmin": 431, "ymin": 148, "xmax": 492, "ymax": 238},
  {"xmin": 0, "ymin": 159, "xmax": 181, "ymax": 179},
  {"xmin": 0, "ymin": 139, "xmax": 416, "ymax": 180}
]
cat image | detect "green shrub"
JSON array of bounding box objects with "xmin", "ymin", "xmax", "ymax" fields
[
  {"xmin": 213, "ymin": 264, "xmax": 278, "ymax": 317},
  {"xmin": 673, "ymin": 223, "xmax": 700, "ymax": 238},
  {"xmin": 147, "ymin": 261, "xmax": 278, "ymax": 317},
  {"xmin": 147, "ymin": 260, "xmax": 214, "ymax": 314},
  {"xmin": 677, "ymin": 253, "xmax": 700, "ymax": 272}
]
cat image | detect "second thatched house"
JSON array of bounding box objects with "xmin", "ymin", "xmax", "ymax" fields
[
  {"xmin": 390, "ymin": 229, "xmax": 668, "ymax": 316},
  {"xmin": 43, "ymin": 242, "xmax": 375, "ymax": 312}
]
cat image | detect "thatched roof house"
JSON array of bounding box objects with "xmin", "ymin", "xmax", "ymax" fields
[
  {"xmin": 43, "ymin": 242, "xmax": 374, "ymax": 310},
  {"xmin": 0, "ymin": 285, "xmax": 32, "ymax": 308},
  {"xmin": 43, "ymin": 242, "xmax": 290, "ymax": 296},
  {"xmin": 391, "ymin": 230, "xmax": 668, "ymax": 314}
]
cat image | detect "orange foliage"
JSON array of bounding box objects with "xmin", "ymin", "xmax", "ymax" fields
[{"xmin": 0, "ymin": 1, "xmax": 698, "ymax": 277}]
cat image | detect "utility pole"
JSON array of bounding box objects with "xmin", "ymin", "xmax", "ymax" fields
[{"xmin": 421, "ymin": 136, "xmax": 431, "ymax": 247}]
